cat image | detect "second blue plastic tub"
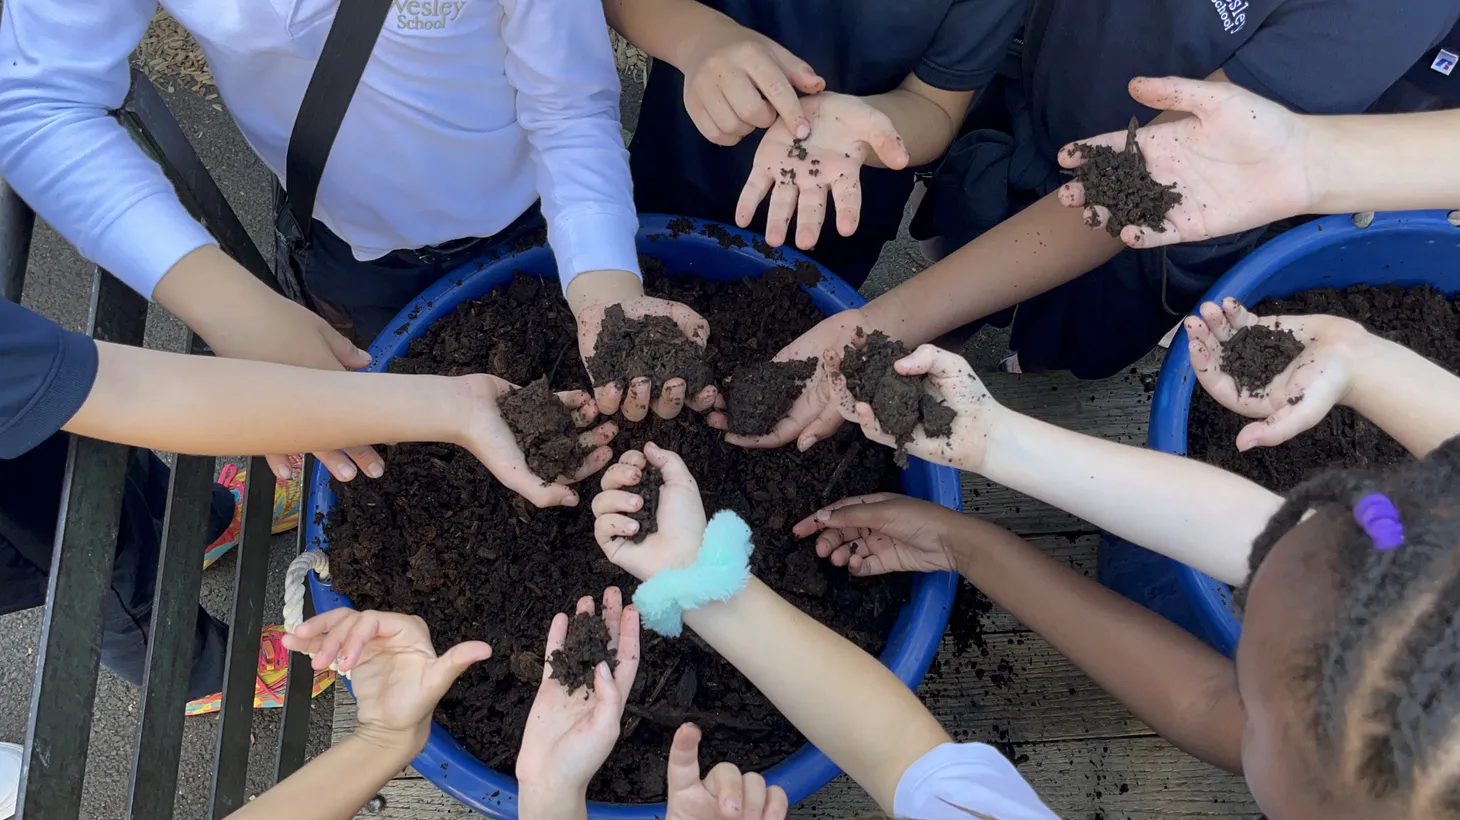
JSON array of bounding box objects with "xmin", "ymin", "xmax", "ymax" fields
[
  {"xmin": 302, "ymin": 215, "xmax": 962, "ymax": 818},
  {"xmin": 1133, "ymin": 210, "xmax": 1460, "ymax": 656}
]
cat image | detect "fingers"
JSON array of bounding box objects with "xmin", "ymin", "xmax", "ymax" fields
[
  {"xmin": 1057, "ymin": 180, "xmax": 1086, "ymax": 207},
  {"xmin": 754, "ymin": 47, "xmax": 815, "ymax": 138},
  {"xmin": 793, "ymin": 183, "xmax": 827, "ymax": 250},
  {"xmin": 736, "ymin": 170, "xmax": 774, "ymax": 229},
  {"xmin": 721, "ymin": 72, "xmax": 777, "ymax": 131},
  {"xmin": 316, "ymin": 449, "xmax": 363, "ymax": 482},
  {"xmin": 763, "ymin": 785, "xmax": 789, "ymax": 820},
  {"xmin": 853, "ymin": 401, "xmax": 894, "ymax": 448},
  {"xmin": 568, "ymin": 444, "xmax": 616, "ymax": 485},
  {"xmin": 654, "ymin": 378, "xmax": 688, "ymax": 420},
  {"xmin": 292, "ymin": 607, "xmax": 354, "ymax": 640},
  {"xmin": 594, "ymin": 512, "xmax": 641, "ymax": 544},
  {"xmin": 666, "ymin": 723, "xmax": 704, "ymax": 793},
  {"xmin": 516, "ymin": 479, "xmax": 580, "ymax": 510},
  {"xmin": 705, "ymin": 762, "xmax": 746, "ymax": 816},
  {"xmin": 1121, "ymin": 222, "xmax": 1183, "ymax": 249},
  {"xmin": 1220, "ymin": 297, "xmax": 1257, "ymax": 333},
  {"xmin": 1237, "ymin": 400, "xmax": 1322, "ymax": 451},
  {"xmin": 599, "ymin": 457, "xmax": 645, "ymax": 492},
  {"xmin": 266, "ymin": 453, "xmax": 299, "ymax": 482},
  {"xmin": 576, "ymin": 594, "xmax": 596, "ymax": 618},
  {"xmin": 643, "ymin": 441, "xmax": 695, "ymax": 488},
  {"xmin": 702, "ymin": 90, "xmax": 751, "ymax": 146},
  {"xmin": 1199, "ymin": 300, "xmax": 1236, "ymax": 343},
  {"xmin": 622, "ymin": 377, "xmax": 652, "ymax": 423},
  {"xmin": 706, "ymin": 411, "xmax": 730, "ymax": 431},
  {"xmin": 791, "ymin": 492, "xmax": 901, "ymax": 536},
  {"xmin": 765, "ymin": 177, "xmax": 798, "ymax": 247},
  {"xmin": 686, "ymin": 385, "xmax": 720, "ymax": 414},
  {"xmin": 324, "ymin": 327, "xmax": 373, "ymax": 370},
  {"xmin": 601, "ymin": 586, "xmax": 623, "ymax": 649},
  {"xmin": 865, "ymin": 119, "xmax": 910, "ymax": 170},
  {"xmin": 770, "ymin": 42, "xmax": 825, "ymax": 96},
  {"xmin": 1082, "ymin": 205, "xmax": 1113, "ymax": 233},
  {"xmin": 830, "ymin": 178, "xmax": 862, "ymax": 238},
  {"xmin": 557, "ymin": 389, "xmax": 599, "ymax": 427},
  {"xmin": 613, "ymin": 603, "xmax": 641, "ymax": 695},
  {"xmin": 797, "ymin": 400, "xmax": 843, "ymax": 452},
  {"xmin": 724, "ymin": 415, "xmax": 800, "ymax": 449},
  {"xmin": 741, "ymin": 772, "xmax": 769, "ymax": 820},
  {"xmin": 331, "ymin": 611, "xmax": 382, "ymax": 673},
  {"xmin": 1126, "ymin": 75, "xmax": 1208, "ymax": 115},
  {"xmin": 670, "ymin": 305, "xmax": 711, "ymax": 348},
  {"xmin": 595, "ymin": 382, "xmax": 625, "ymax": 417},
  {"xmin": 430, "ymin": 639, "xmax": 493, "ymax": 695},
  {"xmin": 541, "ymin": 612, "xmax": 570, "ymax": 684}
]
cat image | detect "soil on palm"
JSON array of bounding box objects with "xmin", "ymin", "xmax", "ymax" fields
[
  {"xmin": 500, "ymin": 376, "xmax": 583, "ymax": 481},
  {"xmin": 548, "ymin": 612, "xmax": 616, "ymax": 693},
  {"xmin": 325, "ymin": 262, "xmax": 907, "ymax": 802},
  {"xmin": 1220, "ymin": 324, "xmax": 1305, "ymax": 397},
  {"xmin": 1071, "ymin": 118, "xmax": 1183, "ymax": 238},
  {"xmin": 629, "ymin": 466, "xmax": 661, "ymax": 543},
  {"xmin": 1188, "ymin": 284, "xmax": 1460, "ymax": 492},
  {"xmin": 586, "ymin": 304, "xmax": 713, "ymax": 397},
  {"xmin": 840, "ymin": 330, "xmax": 957, "ymax": 467},
  {"xmin": 723, "ymin": 358, "xmax": 818, "ymax": 436}
]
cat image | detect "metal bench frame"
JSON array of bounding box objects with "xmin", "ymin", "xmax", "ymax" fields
[{"xmin": 1, "ymin": 69, "xmax": 316, "ymax": 820}]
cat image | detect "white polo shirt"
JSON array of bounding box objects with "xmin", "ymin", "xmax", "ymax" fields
[
  {"xmin": 0, "ymin": 0, "xmax": 641, "ymax": 299},
  {"xmin": 896, "ymin": 743, "xmax": 1062, "ymax": 820}
]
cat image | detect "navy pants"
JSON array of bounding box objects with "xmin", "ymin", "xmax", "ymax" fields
[
  {"xmin": 294, "ymin": 204, "xmax": 547, "ymax": 347},
  {"xmin": 0, "ymin": 434, "xmax": 234, "ymax": 701}
]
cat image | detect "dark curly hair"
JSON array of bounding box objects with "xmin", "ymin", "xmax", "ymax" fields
[{"xmin": 1243, "ymin": 435, "xmax": 1460, "ymax": 814}]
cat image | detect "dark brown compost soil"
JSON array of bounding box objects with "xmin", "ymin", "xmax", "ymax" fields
[
  {"xmin": 723, "ymin": 359, "xmax": 818, "ymax": 437},
  {"xmin": 325, "ymin": 261, "xmax": 907, "ymax": 802},
  {"xmin": 1072, "ymin": 118, "xmax": 1183, "ymax": 237},
  {"xmin": 840, "ymin": 330, "xmax": 957, "ymax": 467},
  {"xmin": 1219, "ymin": 324, "xmax": 1305, "ymax": 398},
  {"xmin": 499, "ymin": 376, "xmax": 584, "ymax": 482},
  {"xmin": 548, "ymin": 611, "xmax": 616, "ymax": 693},
  {"xmin": 1188, "ymin": 284, "xmax": 1460, "ymax": 492},
  {"xmin": 585, "ymin": 304, "xmax": 713, "ymax": 396}
]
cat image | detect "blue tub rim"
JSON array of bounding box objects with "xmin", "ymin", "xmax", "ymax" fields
[
  {"xmin": 303, "ymin": 214, "xmax": 962, "ymax": 818},
  {"xmin": 1149, "ymin": 209, "xmax": 1460, "ymax": 657}
]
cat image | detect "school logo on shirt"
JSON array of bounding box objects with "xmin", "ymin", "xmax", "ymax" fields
[
  {"xmin": 1434, "ymin": 50, "xmax": 1458, "ymax": 77},
  {"xmin": 393, "ymin": 0, "xmax": 468, "ymax": 30},
  {"xmin": 1209, "ymin": 0, "xmax": 1248, "ymax": 33}
]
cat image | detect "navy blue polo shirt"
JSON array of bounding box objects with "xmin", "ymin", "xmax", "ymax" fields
[
  {"xmin": 0, "ymin": 300, "xmax": 99, "ymax": 459},
  {"xmin": 629, "ymin": 0, "xmax": 1027, "ymax": 286},
  {"xmin": 1027, "ymin": 0, "xmax": 1460, "ymax": 159}
]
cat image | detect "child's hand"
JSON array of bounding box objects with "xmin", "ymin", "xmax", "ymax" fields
[
  {"xmin": 828, "ymin": 344, "xmax": 1001, "ymax": 472},
  {"xmin": 459, "ymin": 375, "xmax": 618, "ymax": 508},
  {"xmin": 592, "ymin": 443, "xmax": 708, "ymax": 581},
  {"xmin": 283, "ymin": 609, "xmax": 491, "ymax": 752},
  {"xmin": 679, "ymin": 19, "xmax": 825, "ymax": 146},
  {"xmin": 737, "ymin": 93, "xmax": 909, "ymax": 250},
  {"xmin": 1057, "ymin": 77, "xmax": 1312, "ymax": 249},
  {"xmin": 666, "ymin": 724, "xmax": 788, "ymax": 820},
  {"xmin": 711, "ymin": 309, "xmax": 866, "ymax": 451},
  {"xmin": 576, "ymin": 295, "xmax": 717, "ymax": 423},
  {"xmin": 792, "ymin": 493, "xmax": 968, "ymax": 577},
  {"xmin": 1185, "ymin": 298, "xmax": 1365, "ymax": 451},
  {"xmin": 517, "ymin": 588, "xmax": 641, "ymax": 802}
]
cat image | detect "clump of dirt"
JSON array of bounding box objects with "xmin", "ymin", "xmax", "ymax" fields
[
  {"xmin": 1071, "ymin": 118, "xmax": 1183, "ymax": 237},
  {"xmin": 585, "ymin": 304, "xmax": 712, "ymax": 397},
  {"xmin": 1219, "ymin": 324, "xmax": 1305, "ymax": 397},
  {"xmin": 629, "ymin": 465, "xmax": 661, "ymax": 544},
  {"xmin": 326, "ymin": 263, "xmax": 908, "ymax": 802},
  {"xmin": 700, "ymin": 223, "xmax": 748, "ymax": 250},
  {"xmin": 499, "ymin": 377, "xmax": 583, "ymax": 481},
  {"xmin": 723, "ymin": 359, "xmax": 818, "ymax": 437},
  {"xmin": 665, "ymin": 216, "xmax": 695, "ymax": 237},
  {"xmin": 1189, "ymin": 284, "xmax": 1460, "ymax": 492},
  {"xmin": 839, "ymin": 330, "xmax": 957, "ymax": 467},
  {"xmin": 787, "ymin": 139, "xmax": 808, "ymax": 160},
  {"xmin": 548, "ymin": 612, "xmax": 616, "ymax": 693}
]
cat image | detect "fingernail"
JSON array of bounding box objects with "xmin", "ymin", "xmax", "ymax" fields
[
  {"xmin": 366, "ymin": 463, "xmax": 383, "ymax": 479},
  {"xmin": 564, "ymin": 493, "xmax": 579, "ymax": 506},
  {"xmin": 799, "ymin": 435, "xmax": 817, "ymax": 451},
  {"xmin": 340, "ymin": 464, "xmax": 357, "ymax": 480},
  {"xmin": 795, "ymin": 122, "xmax": 810, "ymax": 139},
  {"xmin": 276, "ymin": 465, "xmax": 292, "ymax": 481},
  {"xmin": 597, "ymin": 662, "xmax": 612, "ymax": 679},
  {"xmin": 815, "ymin": 509, "xmax": 829, "ymax": 521},
  {"xmin": 626, "ymin": 520, "xmax": 639, "ymax": 533}
]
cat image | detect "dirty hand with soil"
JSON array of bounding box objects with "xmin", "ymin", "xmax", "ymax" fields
[
  {"xmin": 593, "ymin": 442, "xmax": 709, "ymax": 579},
  {"xmin": 792, "ymin": 492, "xmax": 970, "ymax": 577},
  {"xmin": 665, "ymin": 723, "xmax": 788, "ymax": 820},
  {"xmin": 570, "ymin": 270, "xmax": 718, "ymax": 423},
  {"xmin": 737, "ymin": 93, "xmax": 910, "ymax": 250},
  {"xmin": 517, "ymin": 588, "xmax": 641, "ymax": 817}
]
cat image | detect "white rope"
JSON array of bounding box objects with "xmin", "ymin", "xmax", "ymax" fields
[{"xmin": 282, "ymin": 550, "xmax": 348, "ymax": 678}]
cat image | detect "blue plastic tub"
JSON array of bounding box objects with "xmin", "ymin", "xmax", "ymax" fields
[
  {"xmin": 303, "ymin": 215, "xmax": 962, "ymax": 818},
  {"xmin": 1132, "ymin": 210, "xmax": 1460, "ymax": 656}
]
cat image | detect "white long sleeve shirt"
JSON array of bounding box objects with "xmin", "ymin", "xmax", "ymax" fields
[{"xmin": 0, "ymin": 0, "xmax": 641, "ymax": 299}]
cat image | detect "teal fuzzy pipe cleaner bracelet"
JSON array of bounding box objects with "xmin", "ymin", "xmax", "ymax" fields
[{"xmin": 632, "ymin": 510, "xmax": 754, "ymax": 637}]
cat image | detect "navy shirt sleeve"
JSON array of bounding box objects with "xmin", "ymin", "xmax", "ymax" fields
[
  {"xmin": 0, "ymin": 300, "xmax": 99, "ymax": 459},
  {"xmin": 1223, "ymin": 0, "xmax": 1460, "ymax": 113},
  {"xmin": 915, "ymin": 0, "xmax": 1029, "ymax": 91}
]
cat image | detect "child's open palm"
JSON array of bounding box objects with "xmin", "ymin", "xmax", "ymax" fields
[
  {"xmin": 516, "ymin": 588, "xmax": 641, "ymax": 795},
  {"xmin": 283, "ymin": 610, "xmax": 491, "ymax": 748},
  {"xmin": 592, "ymin": 443, "xmax": 708, "ymax": 581},
  {"xmin": 1186, "ymin": 298, "xmax": 1363, "ymax": 451},
  {"xmin": 666, "ymin": 724, "xmax": 788, "ymax": 820},
  {"xmin": 736, "ymin": 92, "xmax": 909, "ymax": 250}
]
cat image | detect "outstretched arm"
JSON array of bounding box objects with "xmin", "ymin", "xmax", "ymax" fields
[
  {"xmin": 1187, "ymin": 299, "xmax": 1460, "ymax": 457},
  {"xmin": 829, "ymin": 344, "xmax": 1281, "ymax": 585},
  {"xmin": 794, "ymin": 494, "xmax": 1246, "ymax": 773},
  {"xmin": 591, "ymin": 444, "xmax": 948, "ymax": 812}
]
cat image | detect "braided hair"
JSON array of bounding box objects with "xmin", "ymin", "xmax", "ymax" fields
[{"xmin": 1243, "ymin": 435, "xmax": 1460, "ymax": 815}]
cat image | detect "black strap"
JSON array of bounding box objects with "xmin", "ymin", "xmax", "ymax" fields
[{"xmin": 284, "ymin": 0, "xmax": 394, "ymax": 242}]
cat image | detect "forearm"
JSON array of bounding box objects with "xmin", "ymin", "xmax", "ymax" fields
[
  {"xmin": 1307, "ymin": 109, "xmax": 1460, "ymax": 214},
  {"xmin": 1342, "ymin": 332, "xmax": 1460, "ymax": 458},
  {"xmin": 862, "ymin": 88, "xmax": 962, "ymax": 168},
  {"xmin": 231, "ymin": 733, "xmax": 418, "ymax": 820},
  {"xmin": 64, "ymin": 343, "xmax": 473, "ymax": 455},
  {"xmin": 601, "ymin": 0, "xmax": 730, "ymax": 68},
  {"xmin": 981, "ymin": 410, "xmax": 1281, "ymax": 585},
  {"xmin": 683, "ymin": 577, "xmax": 949, "ymax": 811},
  {"xmin": 863, "ymin": 193, "xmax": 1127, "ymax": 344},
  {"xmin": 946, "ymin": 519, "xmax": 1245, "ymax": 772}
]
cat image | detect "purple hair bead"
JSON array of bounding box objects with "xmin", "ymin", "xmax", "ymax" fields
[{"xmin": 1354, "ymin": 493, "xmax": 1405, "ymax": 551}]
